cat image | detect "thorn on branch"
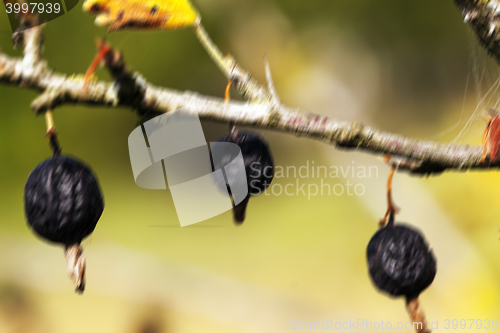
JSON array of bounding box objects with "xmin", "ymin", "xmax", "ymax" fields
[{"xmin": 264, "ymin": 54, "xmax": 281, "ymax": 106}]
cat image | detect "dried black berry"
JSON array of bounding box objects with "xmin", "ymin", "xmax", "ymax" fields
[
  {"xmin": 213, "ymin": 130, "xmax": 274, "ymax": 223},
  {"xmin": 24, "ymin": 155, "xmax": 104, "ymax": 245},
  {"xmin": 366, "ymin": 219, "xmax": 436, "ymax": 301},
  {"xmin": 24, "ymin": 154, "xmax": 104, "ymax": 293}
]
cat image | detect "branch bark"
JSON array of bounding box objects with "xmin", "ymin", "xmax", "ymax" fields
[
  {"xmin": 0, "ymin": 19, "xmax": 496, "ymax": 175},
  {"xmin": 455, "ymin": 0, "xmax": 500, "ymax": 64}
]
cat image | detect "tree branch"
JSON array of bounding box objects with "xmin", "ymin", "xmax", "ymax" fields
[
  {"xmin": 0, "ymin": 24, "xmax": 496, "ymax": 175},
  {"xmin": 455, "ymin": 0, "xmax": 500, "ymax": 63}
]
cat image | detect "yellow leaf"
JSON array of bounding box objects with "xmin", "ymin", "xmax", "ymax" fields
[{"xmin": 82, "ymin": 0, "xmax": 200, "ymax": 32}]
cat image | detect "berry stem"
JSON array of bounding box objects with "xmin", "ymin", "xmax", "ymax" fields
[
  {"xmin": 46, "ymin": 129, "xmax": 61, "ymax": 156},
  {"xmin": 406, "ymin": 297, "xmax": 431, "ymax": 333},
  {"xmin": 65, "ymin": 243, "xmax": 86, "ymax": 294},
  {"xmin": 45, "ymin": 110, "xmax": 54, "ymax": 134},
  {"xmin": 225, "ymin": 79, "xmax": 237, "ymax": 135},
  {"xmin": 225, "ymin": 80, "xmax": 232, "ymax": 103},
  {"xmin": 44, "ymin": 109, "xmax": 62, "ymax": 156},
  {"xmin": 380, "ymin": 161, "xmax": 398, "ymax": 227}
]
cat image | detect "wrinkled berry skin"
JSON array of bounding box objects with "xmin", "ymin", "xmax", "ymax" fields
[
  {"xmin": 214, "ymin": 131, "xmax": 274, "ymax": 222},
  {"xmin": 24, "ymin": 155, "xmax": 104, "ymax": 245},
  {"xmin": 367, "ymin": 223, "xmax": 436, "ymax": 300},
  {"xmin": 216, "ymin": 131, "xmax": 274, "ymax": 194}
]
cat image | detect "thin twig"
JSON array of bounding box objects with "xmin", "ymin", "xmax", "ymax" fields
[
  {"xmin": 192, "ymin": 23, "xmax": 273, "ymax": 103},
  {"xmin": 192, "ymin": 23, "xmax": 232, "ymax": 80}
]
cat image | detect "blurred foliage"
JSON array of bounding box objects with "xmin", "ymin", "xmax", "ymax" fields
[{"xmin": 1, "ymin": 1, "xmax": 500, "ymax": 332}]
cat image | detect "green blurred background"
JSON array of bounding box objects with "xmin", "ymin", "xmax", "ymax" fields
[{"xmin": 1, "ymin": 0, "xmax": 500, "ymax": 332}]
